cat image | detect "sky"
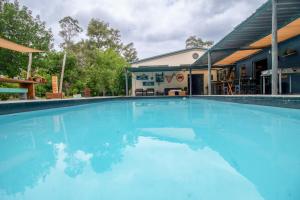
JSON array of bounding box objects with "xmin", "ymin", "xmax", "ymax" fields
[{"xmin": 19, "ymin": 0, "xmax": 266, "ymax": 59}]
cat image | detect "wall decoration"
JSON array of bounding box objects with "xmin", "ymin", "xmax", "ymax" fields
[
  {"xmin": 165, "ymin": 73, "xmax": 175, "ymax": 83},
  {"xmin": 155, "ymin": 73, "xmax": 164, "ymax": 83},
  {"xmin": 143, "ymin": 81, "xmax": 155, "ymax": 86},
  {"xmin": 176, "ymin": 73, "xmax": 185, "ymax": 82},
  {"xmin": 192, "ymin": 53, "xmax": 199, "ymax": 59},
  {"xmin": 136, "ymin": 74, "xmax": 149, "ymax": 80}
]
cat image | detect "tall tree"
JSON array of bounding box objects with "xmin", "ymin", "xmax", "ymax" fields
[
  {"xmin": 0, "ymin": 0, "xmax": 53, "ymax": 77},
  {"xmin": 58, "ymin": 16, "xmax": 83, "ymax": 93},
  {"xmin": 87, "ymin": 18, "xmax": 138, "ymax": 62},
  {"xmin": 59, "ymin": 16, "xmax": 83, "ymax": 49},
  {"xmin": 87, "ymin": 18, "xmax": 122, "ymax": 51},
  {"xmin": 185, "ymin": 36, "xmax": 214, "ymax": 49},
  {"xmin": 122, "ymin": 42, "xmax": 138, "ymax": 63}
]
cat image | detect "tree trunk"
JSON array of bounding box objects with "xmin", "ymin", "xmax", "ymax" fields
[{"xmin": 59, "ymin": 52, "xmax": 67, "ymax": 93}]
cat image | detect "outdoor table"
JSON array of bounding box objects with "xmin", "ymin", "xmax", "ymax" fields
[
  {"xmin": 0, "ymin": 77, "xmax": 40, "ymax": 99},
  {"xmin": 168, "ymin": 89, "xmax": 182, "ymax": 96}
]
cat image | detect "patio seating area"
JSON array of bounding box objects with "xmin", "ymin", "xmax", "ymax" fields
[{"xmin": 0, "ymin": 38, "xmax": 45, "ymax": 100}]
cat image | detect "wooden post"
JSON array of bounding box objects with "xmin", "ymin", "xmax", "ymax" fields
[
  {"xmin": 19, "ymin": 83, "xmax": 35, "ymax": 100},
  {"xmin": 26, "ymin": 53, "xmax": 32, "ymax": 79},
  {"xmin": 52, "ymin": 76, "xmax": 59, "ymax": 93},
  {"xmin": 59, "ymin": 52, "xmax": 67, "ymax": 93}
]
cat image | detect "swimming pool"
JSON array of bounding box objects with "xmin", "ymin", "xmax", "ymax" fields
[{"xmin": 0, "ymin": 98, "xmax": 299, "ymax": 200}]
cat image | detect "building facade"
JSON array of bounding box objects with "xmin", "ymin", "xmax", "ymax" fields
[
  {"xmin": 193, "ymin": 0, "xmax": 300, "ymax": 95},
  {"xmin": 129, "ymin": 48, "xmax": 217, "ymax": 96},
  {"xmin": 235, "ymin": 36, "xmax": 300, "ymax": 94}
]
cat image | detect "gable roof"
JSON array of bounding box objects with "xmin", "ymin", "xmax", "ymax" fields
[{"xmin": 131, "ymin": 47, "xmax": 206, "ymax": 64}]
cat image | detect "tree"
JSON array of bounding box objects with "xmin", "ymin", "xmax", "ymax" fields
[
  {"xmin": 34, "ymin": 51, "xmax": 85, "ymax": 97},
  {"xmin": 59, "ymin": 16, "xmax": 83, "ymax": 49},
  {"xmin": 87, "ymin": 18, "xmax": 122, "ymax": 51},
  {"xmin": 0, "ymin": 1, "xmax": 137, "ymax": 98},
  {"xmin": 0, "ymin": 0, "xmax": 53, "ymax": 77},
  {"xmin": 87, "ymin": 18, "xmax": 138, "ymax": 63},
  {"xmin": 58, "ymin": 16, "xmax": 83, "ymax": 93},
  {"xmin": 86, "ymin": 49, "xmax": 128, "ymax": 96},
  {"xmin": 185, "ymin": 36, "xmax": 214, "ymax": 49},
  {"xmin": 122, "ymin": 42, "xmax": 138, "ymax": 63}
]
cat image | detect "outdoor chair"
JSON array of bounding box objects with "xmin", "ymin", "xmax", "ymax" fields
[
  {"xmin": 146, "ymin": 88, "xmax": 155, "ymax": 96},
  {"xmin": 223, "ymin": 86, "xmax": 228, "ymax": 95},
  {"xmin": 135, "ymin": 89, "xmax": 144, "ymax": 96},
  {"xmin": 234, "ymin": 85, "xmax": 240, "ymax": 94}
]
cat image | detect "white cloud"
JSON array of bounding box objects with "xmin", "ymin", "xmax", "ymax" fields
[
  {"xmin": 19, "ymin": 0, "xmax": 266, "ymax": 58},
  {"xmin": 1, "ymin": 137, "xmax": 264, "ymax": 200}
]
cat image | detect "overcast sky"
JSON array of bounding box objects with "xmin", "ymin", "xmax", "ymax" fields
[{"xmin": 19, "ymin": 0, "xmax": 266, "ymax": 59}]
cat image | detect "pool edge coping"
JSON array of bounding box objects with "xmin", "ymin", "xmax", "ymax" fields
[{"xmin": 1, "ymin": 95, "xmax": 300, "ymax": 115}]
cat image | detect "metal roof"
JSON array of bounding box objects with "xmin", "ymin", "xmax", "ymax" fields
[
  {"xmin": 131, "ymin": 47, "xmax": 206, "ymax": 65},
  {"xmin": 128, "ymin": 66, "xmax": 187, "ymax": 72},
  {"xmin": 194, "ymin": 0, "xmax": 300, "ymax": 67},
  {"xmin": 127, "ymin": 65, "xmax": 218, "ymax": 73}
]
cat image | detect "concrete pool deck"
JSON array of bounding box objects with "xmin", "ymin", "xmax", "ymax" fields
[{"xmin": 0, "ymin": 95, "xmax": 300, "ymax": 115}]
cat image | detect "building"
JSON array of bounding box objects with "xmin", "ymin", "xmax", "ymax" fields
[
  {"xmin": 127, "ymin": 48, "xmax": 218, "ymax": 96},
  {"xmin": 125, "ymin": 0, "xmax": 300, "ymax": 96},
  {"xmin": 194, "ymin": 0, "xmax": 300, "ymax": 95}
]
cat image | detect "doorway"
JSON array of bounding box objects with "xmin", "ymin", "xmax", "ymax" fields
[
  {"xmin": 253, "ymin": 59, "xmax": 270, "ymax": 94},
  {"xmin": 188, "ymin": 74, "xmax": 204, "ymax": 95}
]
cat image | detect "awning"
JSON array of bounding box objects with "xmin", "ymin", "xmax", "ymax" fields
[
  {"xmin": 215, "ymin": 49, "xmax": 262, "ymax": 66},
  {"xmin": 251, "ymin": 18, "xmax": 300, "ymax": 48},
  {"xmin": 0, "ymin": 37, "xmax": 43, "ymax": 53},
  {"xmin": 194, "ymin": 0, "xmax": 300, "ymax": 67}
]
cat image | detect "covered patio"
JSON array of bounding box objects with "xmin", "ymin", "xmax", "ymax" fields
[
  {"xmin": 0, "ymin": 37, "xmax": 44, "ymax": 99},
  {"xmin": 125, "ymin": 65, "xmax": 218, "ymax": 96},
  {"xmin": 193, "ymin": 0, "xmax": 300, "ymax": 95}
]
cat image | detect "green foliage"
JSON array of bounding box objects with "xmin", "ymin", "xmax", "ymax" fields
[
  {"xmin": 185, "ymin": 36, "xmax": 214, "ymax": 49},
  {"xmin": 87, "ymin": 18, "xmax": 138, "ymax": 63},
  {"xmin": 0, "ymin": 0, "xmax": 53, "ymax": 77},
  {"xmin": 0, "ymin": 82, "xmax": 18, "ymax": 100},
  {"xmin": 122, "ymin": 42, "xmax": 138, "ymax": 63},
  {"xmin": 35, "ymin": 51, "xmax": 85, "ymax": 97},
  {"xmin": 0, "ymin": 1, "xmax": 136, "ymax": 99},
  {"xmin": 87, "ymin": 19, "xmax": 122, "ymax": 51},
  {"xmin": 86, "ymin": 49, "xmax": 129, "ymax": 96}
]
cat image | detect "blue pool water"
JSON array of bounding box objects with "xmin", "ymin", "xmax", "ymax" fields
[{"xmin": 0, "ymin": 98, "xmax": 300, "ymax": 200}]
